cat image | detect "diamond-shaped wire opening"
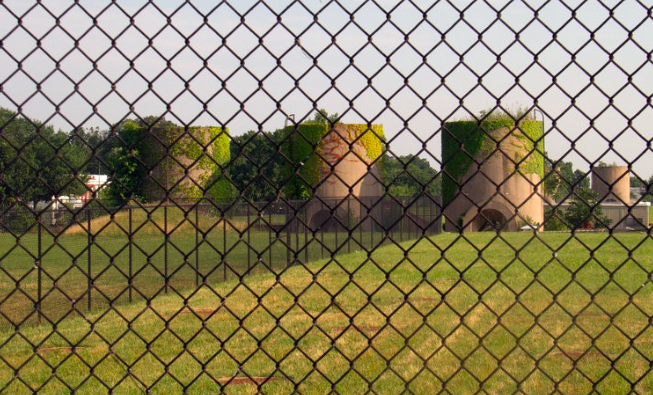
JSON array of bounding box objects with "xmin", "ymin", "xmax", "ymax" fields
[{"xmin": 1, "ymin": 0, "xmax": 653, "ymax": 392}]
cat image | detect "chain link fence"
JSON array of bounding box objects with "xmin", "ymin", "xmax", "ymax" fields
[{"xmin": 1, "ymin": 0, "xmax": 653, "ymax": 393}]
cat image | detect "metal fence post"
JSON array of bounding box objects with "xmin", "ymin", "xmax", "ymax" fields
[
  {"xmin": 400, "ymin": 201, "xmax": 404, "ymax": 243},
  {"xmin": 428, "ymin": 198, "xmax": 431, "ymax": 235},
  {"xmin": 87, "ymin": 208, "xmax": 92, "ymax": 311},
  {"xmin": 304, "ymin": 204, "xmax": 308, "ymax": 263},
  {"xmin": 195, "ymin": 204, "xmax": 199, "ymax": 287},
  {"xmin": 36, "ymin": 214, "xmax": 42, "ymax": 323},
  {"xmin": 223, "ymin": 205, "xmax": 227, "ymax": 281},
  {"xmin": 294, "ymin": 202, "xmax": 299, "ymax": 265},
  {"xmin": 335, "ymin": 206, "xmax": 338, "ymax": 257},
  {"xmin": 269, "ymin": 204, "xmax": 272, "ymax": 269},
  {"xmin": 129, "ymin": 206, "xmax": 133, "ymax": 303},
  {"xmin": 359, "ymin": 199, "xmax": 363, "ymax": 251},
  {"xmin": 286, "ymin": 203, "xmax": 291, "ymax": 267},
  {"xmin": 347, "ymin": 198, "xmax": 351, "ymax": 254},
  {"xmin": 164, "ymin": 204, "xmax": 168, "ymax": 294},
  {"xmin": 247, "ymin": 202, "xmax": 251, "ymax": 272}
]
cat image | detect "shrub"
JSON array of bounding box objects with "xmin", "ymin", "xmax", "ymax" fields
[{"xmin": 543, "ymin": 206, "xmax": 568, "ymax": 231}]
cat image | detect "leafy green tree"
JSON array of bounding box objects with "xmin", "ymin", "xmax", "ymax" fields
[
  {"xmin": 230, "ymin": 130, "xmax": 286, "ymax": 201},
  {"xmin": 0, "ymin": 107, "xmax": 88, "ymax": 207},
  {"xmin": 102, "ymin": 120, "xmax": 147, "ymax": 205},
  {"xmin": 544, "ymin": 158, "xmax": 574, "ymax": 202},
  {"xmin": 565, "ymin": 184, "xmax": 611, "ymax": 229},
  {"xmin": 630, "ymin": 176, "xmax": 643, "ymax": 188},
  {"xmin": 103, "ymin": 117, "xmax": 179, "ymax": 205},
  {"xmin": 572, "ymin": 169, "xmax": 590, "ymax": 190},
  {"xmin": 641, "ymin": 176, "xmax": 653, "ymax": 202},
  {"xmin": 307, "ymin": 109, "xmax": 340, "ymax": 124},
  {"xmin": 383, "ymin": 154, "xmax": 441, "ymax": 197},
  {"xmin": 73, "ymin": 126, "xmax": 116, "ymax": 175}
]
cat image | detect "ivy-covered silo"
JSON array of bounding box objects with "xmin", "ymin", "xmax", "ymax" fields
[
  {"xmin": 142, "ymin": 125, "xmax": 232, "ymax": 202},
  {"xmin": 442, "ymin": 118, "xmax": 544, "ymax": 232},
  {"xmin": 283, "ymin": 123, "xmax": 385, "ymax": 230}
]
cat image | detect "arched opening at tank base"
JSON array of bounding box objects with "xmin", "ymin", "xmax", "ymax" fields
[
  {"xmin": 442, "ymin": 116, "xmax": 545, "ymax": 233},
  {"xmin": 470, "ymin": 209, "xmax": 508, "ymax": 232},
  {"xmin": 459, "ymin": 202, "xmax": 528, "ymax": 232},
  {"xmin": 308, "ymin": 209, "xmax": 347, "ymax": 232}
]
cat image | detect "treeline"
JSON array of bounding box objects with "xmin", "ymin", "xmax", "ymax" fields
[
  {"xmin": 229, "ymin": 129, "xmax": 441, "ymax": 201},
  {"xmin": 0, "ymin": 108, "xmax": 441, "ymax": 208},
  {"xmin": 545, "ymin": 158, "xmax": 653, "ymax": 203},
  {"xmin": 6, "ymin": 105, "xmax": 646, "ymax": 213},
  {"xmin": 542, "ymin": 159, "xmax": 653, "ymax": 230},
  {"xmin": 0, "ymin": 108, "xmax": 88, "ymax": 207}
]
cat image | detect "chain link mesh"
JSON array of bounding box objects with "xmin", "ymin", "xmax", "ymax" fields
[{"xmin": 1, "ymin": 0, "xmax": 653, "ymax": 393}]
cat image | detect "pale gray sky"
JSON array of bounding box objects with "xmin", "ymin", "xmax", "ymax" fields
[{"xmin": 1, "ymin": 0, "xmax": 652, "ymax": 178}]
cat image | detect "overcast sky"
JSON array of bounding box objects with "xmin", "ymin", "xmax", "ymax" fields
[{"xmin": 1, "ymin": 0, "xmax": 652, "ymax": 178}]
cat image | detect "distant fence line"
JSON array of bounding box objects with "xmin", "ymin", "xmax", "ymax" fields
[
  {"xmin": 0, "ymin": 196, "xmax": 442, "ymax": 234},
  {"xmin": 0, "ymin": 196, "xmax": 441, "ymax": 320}
]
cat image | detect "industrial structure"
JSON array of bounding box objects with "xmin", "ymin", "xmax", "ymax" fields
[
  {"xmin": 589, "ymin": 164, "xmax": 650, "ymax": 230},
  {"xmin": 284, "ymin": 123, "xmax": 385, "ymax": 231},
  {"xmin": 143, "ymin": 126, "xmax": 231, "ymax": 202},
  {"xmin": 591, "ymin": 165, "xmax": 631, "ymax": 204},
  {"xmin": 442, "ymin": 119, "xmax": 545, "ymax": 232},
  {"xmin": 283, "ymin": 122, "xmax": 441, "ymax": 235}
]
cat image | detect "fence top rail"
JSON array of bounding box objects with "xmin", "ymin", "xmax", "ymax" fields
[{"xmin": 0, "ymin": 195, "xmax": 443, "ymax": 216}]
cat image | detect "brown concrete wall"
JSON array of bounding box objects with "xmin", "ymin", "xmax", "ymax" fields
[
  {"xmin": 591, "ymin": 165, "xmax": 630, "ymax": 205},
  {"xmin": 443, "ymin": 126, "xmax": 544, "ymax": 232},
  {"xmin": 314, "ymin": 124, "xmax": 383, "ymax": 199},
  {"xmin": 306, "ymin": 124, "xmax": 383, "ymax": 230}
]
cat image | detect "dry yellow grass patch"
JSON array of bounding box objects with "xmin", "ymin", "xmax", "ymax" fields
[{"xmin": 64, "ymin": 206, "xmax": 247, "ymax": 236}]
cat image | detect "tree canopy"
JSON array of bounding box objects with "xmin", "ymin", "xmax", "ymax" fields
[
  {"xmin": 0, "ymin": 108, "xmax": 88, "ymax": 207},
  {"xmin": 383, "ymin": 155, "xmax": 441, "ymax": 197},
  {"xmin": 229, "ymin": 130, "xmax": 287, "ymax": 202}
]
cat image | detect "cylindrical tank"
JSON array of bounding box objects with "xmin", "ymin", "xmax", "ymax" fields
[
  {"xmin": 442, "ymin": 119, "xmax": 544, "ymax": 232},
  {"xmin": 143, "ymin": 126, "xmax": 231, "ymax": 202},
  {"xmin": 591, "ymin": 165, "xmax": 630, "ymax": 205},
  {"xmin": 285, "ymin": 123, "xmax": 384, "ymax": 230},
  {"xmin": 314, "ymin": 123, "xmax": 384, "ymax": 199}
]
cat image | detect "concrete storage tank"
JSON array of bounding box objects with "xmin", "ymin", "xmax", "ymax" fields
[
  {"xmin": 283, "ymin": 123, "xmax": 384, "ymax": 230},
  {"xmin": 591, "ymin": 165, "xmax": 630, "ymax": 205},
  {"xmin": 442, "ymin": 118, "xmax": 544, "ymax": 232},
  {"xmin": 142, "ymin": 125, "xmax": 231, "ymax": 202}
]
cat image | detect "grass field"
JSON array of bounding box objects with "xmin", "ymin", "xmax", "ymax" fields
[
  {"xmin": 1, "ymin": 227, "xmax": 653, "ymax": 393},
  {"xmin": 1, "ymin": 205, "xmax": 410, "ymax": 328}
]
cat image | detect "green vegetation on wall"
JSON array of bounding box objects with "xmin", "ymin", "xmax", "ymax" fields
[
  {"xmin": 442, "ymin": 118, "xmax": 544, "ymax": 205},
  {"xmin": 105, "ymin": 118, "xmax": 232, "ymax": 204},
  {"xmin": 353, "ymin": 124, "xmax": 385, "ymax": 163},
  {"xmin": 282, "ymin": 124, "xmax": 385, "ymax": 199},
  {"xmin": 182, "ymin": 126, "xmax": 233, "ymax": 201},
  {"xmin": 145, "ymin": 125, "xmax": 233, "ymax": 202}
]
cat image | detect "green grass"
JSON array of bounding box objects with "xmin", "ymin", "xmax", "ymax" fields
[
  {"xmin": 1, "ymin": 229, "xmax": 653, "ymax": 393},
  {"xmin": 0, "ymin": 205, "xmax": 425, "ymax": 327}
]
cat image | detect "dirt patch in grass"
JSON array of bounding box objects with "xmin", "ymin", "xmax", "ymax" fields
[
  {"xmin": 38, "ymin": 346, "xmax": 89, "ymax": 354},
  {"xmin": 179, "ymin": 308, "xmax": 216, "ymax": 317},
  {"xmin": 552, "ymin": 350, "xmax": 613, "ymax": 360},
  {"xmin": 407, "ymin": 296, "xmax": 438, "ymax": 303},
  {"xmin": 577, "ymin": 311, "xmax": 608, "ymax": 319},
  {"xmin": 388, "ymin": 296, "xmax": 439, "ymax": 304},
  {"xmin": 333, "ymin": 326, "xmax": 382, "ymax": 334},
  {"xmin": 216, "ymin": 377, "xmax": 282, "ymax": 385}
]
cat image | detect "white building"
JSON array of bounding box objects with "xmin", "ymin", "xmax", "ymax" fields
[
  {"xmin": 81, "ymin": 174, "xmax": 109, "ymax": 202},
  {"xmin": 51, "ymin": 174, "xmax": 109, "ymax": 209}
]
